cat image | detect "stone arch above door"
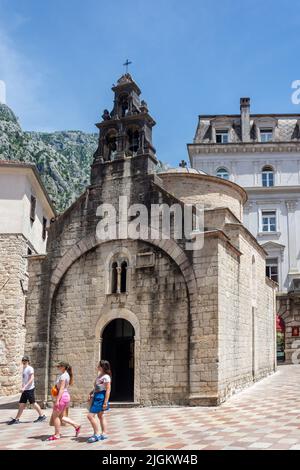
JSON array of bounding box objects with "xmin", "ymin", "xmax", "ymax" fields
[{"xmin": 95, "ymin": 307, "xmax": 140, "ymax": 340}]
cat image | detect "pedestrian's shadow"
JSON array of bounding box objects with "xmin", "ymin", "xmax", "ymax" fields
[
  {"xmin": 27, "ymin": 435, "xmax": 53, "ymax": 442},
  {"xmin": 72, "ymin": 436, "xmax": 87, "ymax": 443},
  {"xmin": 1, "ymin": 420, "xmax": 32, "ymax": 424}
]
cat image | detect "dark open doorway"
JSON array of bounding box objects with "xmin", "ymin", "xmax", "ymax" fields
[{"xmin": 101, "ymin": 318, "xmax": 134, "ymax": 401}]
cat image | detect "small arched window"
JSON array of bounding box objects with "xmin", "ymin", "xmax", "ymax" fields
[
  {"xmin": 110, "ymin": 258, "xmax": 129, "ymax": 294},
  {"xmin": 262, "ymin": 165, "xmax": 274, "ymax": 187},
  {"xmin": 127, "ymin": 129, "xmax": 140, "ymax": 153},
  {"xmin": 105, "ymin": 132, "xmax": 117, "ymax": 161},
  {"xmin": 119, "ymin": 94, "xmax": 129, "ymax": 117},
  {"xmin": 120, "ymin": 261, "xmax": 128, "ymax": 293},
  {"xmin": 216, "ymin": 167, "xmax": 229, "ymax": 180},
  {"xmin": 111, "ymin": 262, "xmax": 118, "ymax": 294}
]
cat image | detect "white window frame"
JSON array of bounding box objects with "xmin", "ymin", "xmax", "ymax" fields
[
  {"xmin": 266, "ymin": 258, "xmax": 279, "ymax": 283},
  {"xmin": 260, "ymin": 128, "xmax": 273, "ymax": 143},
  {"xmin": 215, "ymin": 129, "xmax": 229, "ymax": 144},
  {"xmin": 261, "ymin": 210, "xmax": 277, "ymax": 233},
  {"xmin": 262, "ymin": 166, "xmax": 275, "ymax": 187},
  {"xmin": 216, "ymin": 167, "xmax": 230, "ymax": 180}
]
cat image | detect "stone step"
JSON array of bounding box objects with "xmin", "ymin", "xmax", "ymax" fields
[{"xmin": 110, "ymin": 402, "xmax": 140, "ymax": 408}]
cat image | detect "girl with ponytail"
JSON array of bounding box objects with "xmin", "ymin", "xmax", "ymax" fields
[
  {"xmin": 86, "ymin": 360, "xmax": 112, "ymax": 443},
  {"xmin": 47, "ymin": 361, "xmax": 81, "ymax": 441}
]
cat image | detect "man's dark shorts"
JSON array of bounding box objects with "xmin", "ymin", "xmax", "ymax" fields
[{"xmin": 19, "ymin": 388, "xmax": 35, "ymax": 404}]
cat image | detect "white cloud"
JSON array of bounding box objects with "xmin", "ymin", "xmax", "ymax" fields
[
  {"xmin": 0, "ymin": 79, "xmax": 6, "ymax": 103},
  {"xmin": 0, "ymin": 24, "xmax": 44, "ymax": 124}
]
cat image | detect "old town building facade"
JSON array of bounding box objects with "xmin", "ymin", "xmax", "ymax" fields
[{"xmin": 188, "ymin": 98, "xmax": 300, "ymax": 362}]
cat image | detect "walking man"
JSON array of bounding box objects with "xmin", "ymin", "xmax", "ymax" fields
[{"xmin": 7, "ymin": 356, "xmax": 46, "ymax": 425}]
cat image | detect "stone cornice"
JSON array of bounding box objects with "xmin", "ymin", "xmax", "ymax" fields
[
  {"xmin": 203, "ymin": 229, "xmax": 242, "ymax": 257},
  {"xmin": 204, "ymin": 206, "xmax": 241, "ymax": 223},
  {"xmin": 266, "ymin": 276, "xmax": 278, "ymax": 289},
  {"xmin": 188, "ymin": 141, "xmax": 300, "ymax": 156},
  {"xmin": 224, "ymin": 222, "xmax": 268, "ymax": 257},
  {"xmin": 246, "ymin": 186, "xmax": 300, "ymax": 194}
]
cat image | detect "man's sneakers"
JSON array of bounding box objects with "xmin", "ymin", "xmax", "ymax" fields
[
  {"xmin": 34, "ymin": 415, "xmax": 47, "ymax": 423},
  {"xmin": 8, "ymin": 415, "xmax": 46, "ymax": 425},
  {"xmin": 7, "ymin": 418, "xmax": 20, "ymax": 425}
]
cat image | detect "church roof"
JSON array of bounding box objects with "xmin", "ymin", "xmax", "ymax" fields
[
  {"xmin": 161, "ymin": 167, "xmax": 207, "ymax": 175},
  {"xmin": 112, "ymin": 73, "xmax": 141, "ymax": 95}
]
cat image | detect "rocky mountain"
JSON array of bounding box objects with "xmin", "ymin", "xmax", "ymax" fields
[
  {"xmin": 0, "ymin": 103, "xmax": 98, "ymax": 212},
  {"xmin": 0, "ymin": 103, "xmax": 169, "ymax": 212}
]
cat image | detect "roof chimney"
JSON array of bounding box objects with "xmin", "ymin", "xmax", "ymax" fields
[{"xmin": 240, "ymin": 97, "xmax": 250, "ymax": 142}]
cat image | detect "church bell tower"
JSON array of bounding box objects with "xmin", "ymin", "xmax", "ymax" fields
[{"xmin": 91, "ymin": 73, "xmax": 157, "ymax": 185}]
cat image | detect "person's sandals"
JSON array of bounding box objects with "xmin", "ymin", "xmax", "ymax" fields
[
  {"xmin": 7, "ymin": 418, "xmax": 20, "ymax": 425},
  {"xmin": 46, "ymin": 435, "xmax": 61, "ymax": 441},
  {"xmin": 75, "ymin": 425, "xmax": 81, "ymax": 437},
  {"xmin": 100, "ymin": 434, "xmax": 108, "ymax": 440},
  {"xmin": 87, "ymin": 434, "xmax": 101, "ymax": 443},
  {"xmin": 34, "ymin": 415, "xmax": 47, "ymax": 423}
]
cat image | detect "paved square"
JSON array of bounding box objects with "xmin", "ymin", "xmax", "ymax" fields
[{"xmin": 1, "ymin": 365, "xmax": 300, "ymax": 450}]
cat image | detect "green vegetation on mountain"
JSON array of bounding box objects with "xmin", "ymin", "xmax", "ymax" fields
[{"xmin": 0, "ymin": 103, "xmax": 98, "ymax": 212}]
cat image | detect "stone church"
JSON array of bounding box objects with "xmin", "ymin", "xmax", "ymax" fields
[{"xmin": 25, "ymin": 74, "xmax": 276, "ymax": 406}]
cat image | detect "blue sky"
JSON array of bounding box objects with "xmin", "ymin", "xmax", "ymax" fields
[{"xmin": 0, "ymin": 0, "xmax": 299, "ymax": 166}]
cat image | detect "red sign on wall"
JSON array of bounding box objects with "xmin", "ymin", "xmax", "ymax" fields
[{"xmin": 292, "ymin": 326, "xmax": 300, "ymax": 337}]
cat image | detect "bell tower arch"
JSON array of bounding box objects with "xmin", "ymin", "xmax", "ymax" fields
[{"xmin": 91, "ymin": 73, "xmax": 157, "ymax": 184}]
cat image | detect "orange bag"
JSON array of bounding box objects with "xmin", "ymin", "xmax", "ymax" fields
[{"xmin": 51, "ymin": 385, "xmax": 58, "ymax": 397}]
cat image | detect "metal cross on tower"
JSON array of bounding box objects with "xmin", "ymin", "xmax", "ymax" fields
[{"xmin": 123, "ymin": 59, "xmax": 132, "ymax": 73}]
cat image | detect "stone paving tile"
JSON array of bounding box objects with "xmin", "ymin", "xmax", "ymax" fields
[{"xmin": 0, "ymin": 365, "xmax": 300, "ymax": 450}]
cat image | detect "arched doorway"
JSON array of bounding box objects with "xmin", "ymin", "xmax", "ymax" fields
[{"xmin": 101, "ymin": 319, "xmax": 134, "ymax": 401}]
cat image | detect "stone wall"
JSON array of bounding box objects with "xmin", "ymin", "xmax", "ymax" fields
[
  {"xmin": 0, "ymin": 234, "xmax": 28, "ymax": 396},
  {"xmin": 217, "ymin": 224, "xmax": 276, "ymax": 401},
  {"xmin": 24, "ymin": 254, "xmax": 49, "ymax": 397},
  {"xmin": 189, "ymin": 235, "xmax": 219, "ymax": 405}
]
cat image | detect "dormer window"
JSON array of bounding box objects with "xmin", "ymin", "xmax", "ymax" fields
[
  {"xmin": 216, "ymin": 130, "xmax": 229, "ymax": 144},
  {"xmin": 260, "ymin": 128, "xmax": 273, "ymax": 142}
]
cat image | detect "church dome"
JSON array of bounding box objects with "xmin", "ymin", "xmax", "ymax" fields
[
  {"xmin": 159, "ymin": 168, "xmax": 247, "ymax": 221},
  {"xmin": 0, "ymin": 103, "xmax": 18, "ymax": 124}
]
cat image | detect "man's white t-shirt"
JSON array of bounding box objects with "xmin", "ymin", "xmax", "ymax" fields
[{"xmin": 22, "ymin": 365, "xmax": 35, "ymax": 390}]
